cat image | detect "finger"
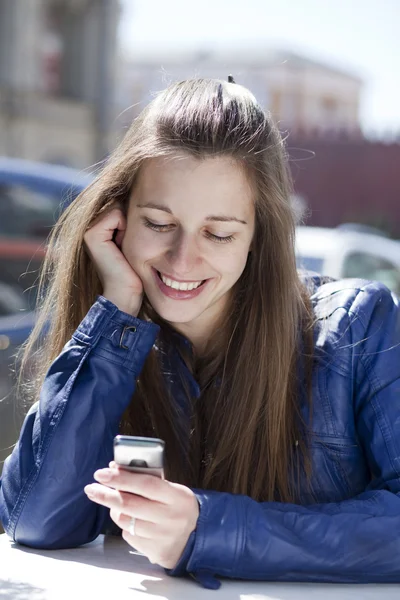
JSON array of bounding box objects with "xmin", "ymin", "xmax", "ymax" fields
[
  {"xmin": 85, "ymin": 209, "xmax": 126, "ymax": 243},
  {"xmin": 121, "ymin": 529, "xmax": 168, "ymax": 566},
  {"xmin": 109, "ymin": 509, "xmax": 164, "ymax": 540},
  {"xmin": 114, "ymin": 228, "xmax": 125, "ymax": 248},
  {"xmin": 116, "ymin": 491, "xmax": 168, "ymax": 524},
  {"xmin": 84, "ymin": 484, "xmax": 166, "ymax": 523},
  {"xmin": 93, "ymin": 468, "xmax": 175, "ymax": 504},
  {"xmin": 90, "ymin": 206, "xmax": 126, "ymax": 230},
  {"xmin": 95, "ymin": 215, "xmax": 126, "ymax": 243}
]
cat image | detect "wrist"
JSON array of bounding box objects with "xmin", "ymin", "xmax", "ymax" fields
[{"xmin": 102, "ymin": 289, "xmax": 142, "ymax": 317}]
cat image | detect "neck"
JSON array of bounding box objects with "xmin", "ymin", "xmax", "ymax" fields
[
  {"xmin": 170, "ymin": 295, "xmax": 230, "ymax": 357},
  {"xmin": 172, "ymin": 321, "xmax": 210, "ymax": 357}
]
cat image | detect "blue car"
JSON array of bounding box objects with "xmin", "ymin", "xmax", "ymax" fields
[{"xmin": 0, "ymin": 158, "xmax": 92, "ymax": 472}]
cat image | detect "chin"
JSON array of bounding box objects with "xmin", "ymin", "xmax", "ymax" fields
[{"xmin": 151, "ymin": 303, "xmax": 202, "ymax": 325}]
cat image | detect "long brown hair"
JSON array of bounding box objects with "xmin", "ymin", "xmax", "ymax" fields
[{"xmin": 19, "ymin": 79, "xmax": 314, "ymax": 502}]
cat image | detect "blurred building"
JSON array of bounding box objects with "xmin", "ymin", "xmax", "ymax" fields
[
  {"xmin": 0, "ymin": 0, "xmax": 120, "ymax": 168},
  {"xmin": 118, "ymin": 46, "xmax": 363, "ymax": 135},
  {"xmin": 288, "ymin": 134, "xmax": 400, "ymax": 236}
]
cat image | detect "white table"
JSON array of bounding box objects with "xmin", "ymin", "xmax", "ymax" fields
[{"xmin": 0, "ymin": 534, "xmax": 398, "ymax": 599}]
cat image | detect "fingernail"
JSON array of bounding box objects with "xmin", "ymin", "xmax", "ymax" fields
[
  {"xmin": 94, "ymin": 468, "xmax": 113, "ymax": 482},
  {"xmin": 84, "ymin": 485, "xmax": 96, "ymax": 498}
]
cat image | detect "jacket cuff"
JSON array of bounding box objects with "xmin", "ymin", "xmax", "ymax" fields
[
  {"xmin": 187, "ymin": 489, "xmax": 242, "ymax": 585},
  {"xmin": 72, "ymin": 295, "xmax": 160, "ymax": 374},
  {"xmin": 166, "ymin": 529, "xmax": 221, "ymax": 590},
  {"xmin": 166, "ymin": 489, "xmax": 242, "ymax": 589}
]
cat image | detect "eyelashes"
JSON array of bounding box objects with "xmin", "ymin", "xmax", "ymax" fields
[
  {"xmin": 143, "ymin": 218, "xmax": 235, "ymax": 244},
  {"xmin": 205, "ymin": 232, "xmax": 234, "ymax": 244}
]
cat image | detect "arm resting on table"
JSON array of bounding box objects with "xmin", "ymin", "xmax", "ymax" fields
[{"xmin": 0, "ymin": 296, "xmax": 159, "ymax": 549}]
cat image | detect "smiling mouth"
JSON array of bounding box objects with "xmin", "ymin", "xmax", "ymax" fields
[{"xmin": 156, "ymin": 270, "xmax": 207, "ymax": 291}]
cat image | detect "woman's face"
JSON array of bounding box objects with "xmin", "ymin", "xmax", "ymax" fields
[{"xmin": 122, "ymin": 155, "xmax": 255, "ymax": 341}]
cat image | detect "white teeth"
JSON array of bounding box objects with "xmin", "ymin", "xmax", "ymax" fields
[{"xmin": 159, "ymin": 272, "xmax": 203, "ymax": 291}]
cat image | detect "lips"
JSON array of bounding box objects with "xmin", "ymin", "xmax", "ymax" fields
[
  {"xmin": 157, "ymin": 270, "xmax": 204, "ymax": 290},
  {"xmin": 152, "ymin": 267, "xmax": 209, "ymax": 300}
]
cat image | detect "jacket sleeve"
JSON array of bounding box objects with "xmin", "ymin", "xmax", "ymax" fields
[
  {"xmin": 174, "ymin": 283, "xmax": 400, "ymax": 587},
  {"xmin": 0, "ymin": 296, "xmax": 159, "ymax": 549}
]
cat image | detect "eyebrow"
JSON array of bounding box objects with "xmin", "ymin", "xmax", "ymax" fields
[{"xmin": 137, "ymin": 202, "xmax": 247, "ymax": 225}]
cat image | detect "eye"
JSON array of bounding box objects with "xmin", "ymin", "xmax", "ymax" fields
[
  {"xmin": 143, "ymin": 218, "xmax": 174, "ymax": 232},
  {"xmin": 143, "ymin": 217, "xmax": 234, "ymax": 243},
  {"xmin": 205, "ymin": 232, "xmax": 235, "ymax": 244}
]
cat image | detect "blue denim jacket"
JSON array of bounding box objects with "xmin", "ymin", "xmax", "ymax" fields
[{"xmin": 1, "ymin": 276, "xmax": 400, "ymax": 587}]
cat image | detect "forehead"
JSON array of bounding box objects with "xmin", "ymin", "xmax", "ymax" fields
[{"xmin": 132, "ymin": 155, "xmax": 254, "ymax": 217}]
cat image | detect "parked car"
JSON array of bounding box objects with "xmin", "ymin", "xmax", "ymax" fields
[
  {"xmin": 0, "ymin": 158, "xmax": 92, "ymax": 310},
  {"xmin": 295, "ymin": 224, "xmax": 400, "ymax": 295},
  {"xmin": 0, "ymin": 158, "xmax": 92, "ymax": 481}
]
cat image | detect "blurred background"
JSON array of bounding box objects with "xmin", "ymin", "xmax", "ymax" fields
[{"xmin": 0, "ymin": 0, "xmax": 399, "ymax": 486}]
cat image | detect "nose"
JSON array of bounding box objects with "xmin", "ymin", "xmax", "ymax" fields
[{"xmin": 166, "ymin": 231, "xmax": 201, "ymax": 275}]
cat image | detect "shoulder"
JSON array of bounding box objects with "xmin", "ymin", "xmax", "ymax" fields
[
  {"xmin": 300, "ymin": 273, "xmax": 400, "ymax": 374},
  {"xmin": 300, "ymin": 271, "xmax": 398, "ymax": 325}
]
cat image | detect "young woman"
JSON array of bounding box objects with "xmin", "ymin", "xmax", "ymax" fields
[{"xmin": 1, "ymin": 78, "xmax": 400, "ymax": 589}]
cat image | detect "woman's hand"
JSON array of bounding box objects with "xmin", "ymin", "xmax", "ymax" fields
[
  {"xmin": 84, "ymin": 464, "xmax": 199, "ymax": 569},
  {"xmin": 83, "ymin": 207, "xmax": 143, "ymax": 316}
]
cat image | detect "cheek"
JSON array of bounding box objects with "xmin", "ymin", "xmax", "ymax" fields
[
  {"xmin": 213, "ymin": 246, "xmax": 250, "ymax": 280},
  {"xmin": 122, "ymin": 227, "xmax": 162, "ymax": 268}
]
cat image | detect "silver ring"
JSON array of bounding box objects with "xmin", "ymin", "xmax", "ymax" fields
[{"xmin": 128, "ymin": 516, "xmax": 136, "ymax": 536}]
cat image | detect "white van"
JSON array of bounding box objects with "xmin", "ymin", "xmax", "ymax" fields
[{"xmin": 295, "ymin": 224, "xmax": 400, "ymax": 295}]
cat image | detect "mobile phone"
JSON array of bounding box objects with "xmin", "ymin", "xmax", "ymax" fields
[{"xmin": 113, "ymin": 435, "xmax": 165, "ymax": 478}]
